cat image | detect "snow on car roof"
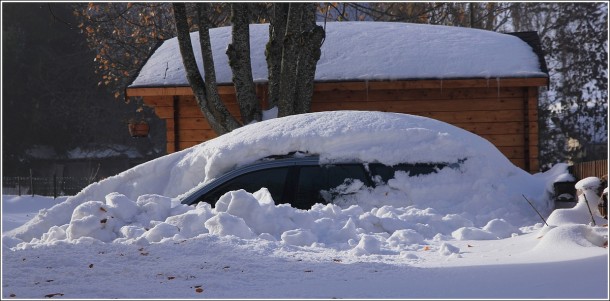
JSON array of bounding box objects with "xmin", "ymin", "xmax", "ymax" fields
[
  {"xmin": 168, "ymin": 110, "xmax": 515, "ymax": 196},
  {"xmin": 129, "ymin": 21, "xmax": 547, "ymax": 88}
]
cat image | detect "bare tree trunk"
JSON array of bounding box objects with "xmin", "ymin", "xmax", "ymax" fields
[
  {"xmin": 469, "ymin": 3, "xmax": 477, "ymax": 28},
  {"xmin": 274, "ymin": 3, "xmax": 324, "ymax": 116},
  {"xmin": 294, "ymin": 4, "xmax": 325, "ymax": 114},
  {"xmin": 227, "ymin": 3, "xmax": 261, "ymax": 124},
  {"xmin": 485, "ymin": 2, "xmax": 496, "ymax": 31},
  {"xmin": 172, "ymin": 3, "xmax": 240, "ymax": 136},
  {"xmin": 277, "ymin": 3, "xmax": 304, "ymax": 117},
  {"xmin": 265, "ymin": 3, "xmax": 289, "ymax": 109}
]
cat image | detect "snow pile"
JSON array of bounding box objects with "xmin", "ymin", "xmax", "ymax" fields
[
  {"xmin": 5, "ymin": 111, "xmax": 567, "ymax": 253},
  {"xmin": 545, "ymin": 177, "xmax": 607, "ymax": 227},
  {"xmin": 529, "ymin": 176, "xmax": 608, "ymax": 254},
  {"xmin": 129, "ymin": 22, "xmax": 546, "ymax": 88}
]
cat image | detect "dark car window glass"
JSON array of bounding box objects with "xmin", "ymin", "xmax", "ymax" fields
[
  {"xmin": 368, "ymin": 163, "xmax": 395, "ymax": 183},
  {"xmin": 199, "ymin": 167, "xmax": 290, "ymax": 206},
  {"xmin": 394, "ymin": 163, "xmax": 445, "ymax": 176},
  {"xmin": 294, "ymin": 164, "xmax": 369, "ymax": 209},
  {"xmin": 368, "ymin": 162, "xmax": 449, "ymax": 183},
  {"xmin": 326, "ymin": 164, "xmax": 370, "ymax": 188},
  {"xmin": 294, "ymin": 166, "xmax": 327, "ymax": 208}
]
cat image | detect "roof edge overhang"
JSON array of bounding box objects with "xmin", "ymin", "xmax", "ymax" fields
[{"xmin": 125, "ymin": 76, "xmax": 549, "ymax": 97}]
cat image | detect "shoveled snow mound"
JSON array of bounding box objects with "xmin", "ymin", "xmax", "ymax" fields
[{"xmin": 5, "ymin": 111, "xmax": 562, "ymax": 250}]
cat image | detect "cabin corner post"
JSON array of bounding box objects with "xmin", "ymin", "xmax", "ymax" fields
[
  {"xmin": 173, "ymin": 96, "xmax": 180, "ymax": 153},
  {"xmin": 255, "ymin": 84, "xmax": 269, "ymax": 110},
  {"xmin": 526, "ymin": 87, "xmax": 540, "ymax": 173}
]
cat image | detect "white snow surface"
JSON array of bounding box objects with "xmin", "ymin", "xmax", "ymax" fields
[
  {"xmin": 129, "ymin": 22, "xmax": 547, "ymax": 88},
  {"xmin": 2, "ymin": 111, "xmax": 607, "ymax": 299}
]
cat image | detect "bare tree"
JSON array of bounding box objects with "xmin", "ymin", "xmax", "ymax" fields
[
  {"xmin": 173, "ymin": 3, "xmax": 241, "ymax": 135},
  {"xmin": 276, "ymin": 3, "xmax": 325, "ymax": 116},
  {"xmin": 227, "ymin": 3, "xmax": 261, "ymax": 124},
  {"xmin": 172, "ymin": 2, "xmax": 324, "ymax": 135}
]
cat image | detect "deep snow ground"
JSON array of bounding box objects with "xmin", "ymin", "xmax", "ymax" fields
[{"xmin": 2, "ymin": 195, "xmax": 608, "ymax": 299}]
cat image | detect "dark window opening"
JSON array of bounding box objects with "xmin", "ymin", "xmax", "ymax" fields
[
  {"xmin": 293, "ymin": 164, "xmax": 370, "ymax": 209},
  {"xmin": 198, "ymin": 167, "xmax": 290, "ymax": 206},
  {"xmin": 368, "ymin": 161, "xmax": 462, "ymax": 183}
]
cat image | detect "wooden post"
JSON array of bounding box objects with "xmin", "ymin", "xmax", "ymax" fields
[{"xmin": 173, "ymin": 96, "xmax": 180, "ymax": 152}]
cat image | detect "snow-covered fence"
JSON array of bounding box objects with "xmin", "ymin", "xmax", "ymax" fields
[{"xmin": 2, "ymin": 176, "xmax": 93, "ymax": 198}]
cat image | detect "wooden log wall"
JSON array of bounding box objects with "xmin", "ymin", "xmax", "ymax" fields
[
  {"xmin": 307, "ymin": 81, "xmax": 540, "ymax": 172},
  {"xmin": 130, "ymin": 78, "xmax": 544, "ymax": 172}
]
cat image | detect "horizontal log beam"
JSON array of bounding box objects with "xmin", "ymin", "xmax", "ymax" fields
[{"xmin": 126, "ymin": 77, "xmax": 548, "ymax": 97}]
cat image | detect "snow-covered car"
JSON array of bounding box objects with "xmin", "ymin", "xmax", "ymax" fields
[
  {"xmin": 167, "ymin": 110, "xmax": 555, "ymax": 221},
  {"xmin": 6, "ymin": 110, "xmax": 563, "ymax": 246}
]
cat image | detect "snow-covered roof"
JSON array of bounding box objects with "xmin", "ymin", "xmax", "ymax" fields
[{"xmin": 129, "ymin": 22, "xmax": 548, "ymax": 88}]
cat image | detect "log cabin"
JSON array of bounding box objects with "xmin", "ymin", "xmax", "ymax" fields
[{"xmin": 125, "ymin": 22, "xmax": 549, "ymax": 173}]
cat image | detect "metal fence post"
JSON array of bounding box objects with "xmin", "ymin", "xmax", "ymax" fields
[
  {"xmin": 53, "ymin": 173, "xmax": 57, "ymax": 199},
  {"xmin": 30, "ymin": 169, "xmax": 34, "ymax": 197}
]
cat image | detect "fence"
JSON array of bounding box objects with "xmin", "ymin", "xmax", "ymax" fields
[
  {"xmin": 2, "ymin": 176, "xmax": 95, "ymax": 198},
  {"xmin": 569, "ymin": 159, "xmax": 608, "ymax": 181}
]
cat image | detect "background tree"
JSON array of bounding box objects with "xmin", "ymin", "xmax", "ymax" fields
[
  {"xmin": 73, "ymin": 3, "xmax": 177, "ymax": 100},
  {"xmin": 324, "ymin": 2, "xmax": 516, "ymax": 30},
  {"xmin": 506, "ymin": 2, "xmax": 608, "ymax": 168},
  {"xmin": 3, "ymin": 3, "xmax": 164, "ymax": 176}
]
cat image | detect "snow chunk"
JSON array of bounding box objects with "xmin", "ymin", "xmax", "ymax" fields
[
  {"xmin": 105, "ymin": 192, "xmax": 139, "ymax": 223},
  {"xmin": 350, "ymin": 234, "xmax": 382, "ymax": 256},
  {"xmin": 483, "ymin": 218, "xmax": 520, "ymax": 238},
  {"xmin": 144, "ymin": 223, "xmax": 179, "ymax": 243},
  {"xmin": 387, "ymin": 229, "xmax": 425, "ymax": 249},
  {"xmin": 204, "ymin": 212, "xmax": 255, "ymax": 239},
  {"xmin": 452, "ymin": 227, "xmax": 497, "ymax": 240},
  {"xmin": 281, "ymin": 229, "xmax": 318, "ymax": 247},
  {"xmin": 438, "ymin": 242, "xmax": 461, "ymax": 256}
]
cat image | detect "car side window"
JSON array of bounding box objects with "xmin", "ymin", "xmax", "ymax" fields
[
  {"xmin": 198, "ymin": 167, "xmax": 290, "ymax": 206},
  {"xmin": 368, "ymin": 162, "xmax": 453, "ymax": 183},
  {"xmin": 293, "ymin": 164, "xmax": 370, "ymax": 209}
]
